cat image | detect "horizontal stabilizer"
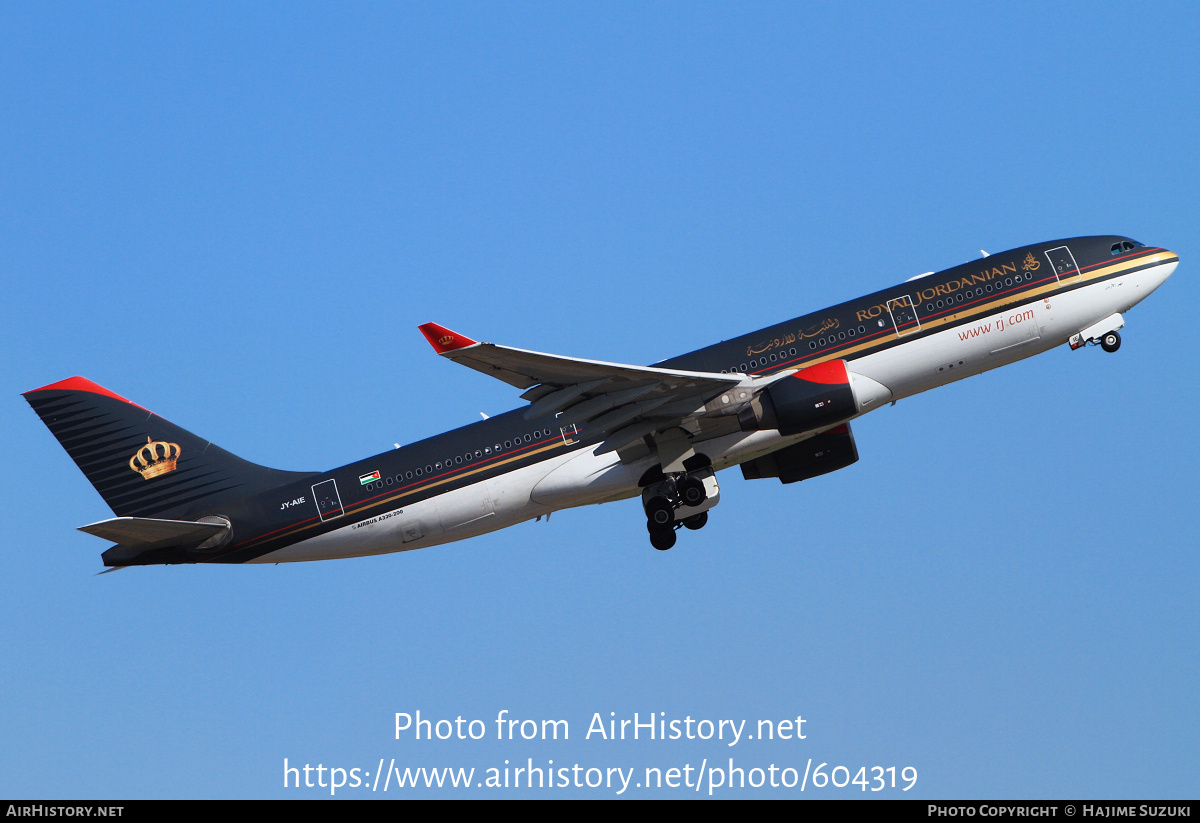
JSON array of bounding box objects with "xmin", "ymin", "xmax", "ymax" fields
[{"xmin": 79, "ymin": 517, "xmax": 229, "ymax": 551}]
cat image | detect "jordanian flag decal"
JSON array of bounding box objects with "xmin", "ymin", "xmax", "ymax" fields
[{"xmin": 359, "ymin": 470, "xmax": 381, "ymax": 486}]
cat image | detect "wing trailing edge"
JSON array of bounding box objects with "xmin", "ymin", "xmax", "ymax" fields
[{"xmin": 415, "ymin": 323, "xmax": 754, "ymax": 451}]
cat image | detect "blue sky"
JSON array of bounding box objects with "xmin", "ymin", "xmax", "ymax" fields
[{"xmin": 2, "ymin": 2, "xmax": 1197, "ymax": 798}]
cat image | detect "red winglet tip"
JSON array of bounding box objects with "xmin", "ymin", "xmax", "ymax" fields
[
  {"xmin": 22, "ymin": 376, "xmax": 150, "ymax": 411},
  {"xmin": 419, "ymin": 322, "xmax": 477, "ymax": 354}
]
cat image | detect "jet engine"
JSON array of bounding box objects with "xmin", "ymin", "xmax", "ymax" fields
[
  {"xmin": 737, "ymin": 359, "xmax": 891, "ymax": 436},
  {"xmin": 739, "ymin": 424, "xmax": 858, "ymax": 484}
]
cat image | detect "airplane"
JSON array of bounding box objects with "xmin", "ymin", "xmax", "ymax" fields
[{"xmin": 23, "ymin": 235, "xmax": 1178, "ymax": 566}]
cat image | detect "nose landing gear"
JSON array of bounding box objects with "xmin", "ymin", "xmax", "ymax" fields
[{"xmin": 1069, "ymin": 312, "xmax": 1125, "ymax": 353}]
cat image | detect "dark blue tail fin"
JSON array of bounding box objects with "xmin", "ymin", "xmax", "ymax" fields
[{"xmin": 23, "ymin": 377, "xmax": 312, "ymax": 520}]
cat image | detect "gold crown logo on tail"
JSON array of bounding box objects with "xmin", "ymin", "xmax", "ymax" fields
[{"xmin": 129, "ymin": 436, "xmax": 181, "ymax": 479}]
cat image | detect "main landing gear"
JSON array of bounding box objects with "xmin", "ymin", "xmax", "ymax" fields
[
  {"xmin": 1100, "ymin": 330, "xmax": 1121, "ymax": 353},
  {"xmin": 641, "ymin": 467, "xmax": 720, "ymax": 551}
]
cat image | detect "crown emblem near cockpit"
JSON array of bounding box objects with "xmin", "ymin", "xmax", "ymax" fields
[
  {"xmin": 1022, "ymin": 252, "xmax": 1040, "ymax": 272},
  {"xmin": 128, "ymin": 436, "xmax": 182, "ymax": 479}
]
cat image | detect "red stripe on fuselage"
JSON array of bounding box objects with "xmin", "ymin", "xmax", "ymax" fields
[{"xmin": 225, "ymin": 429, "xmax": 570, "ymax": 553}]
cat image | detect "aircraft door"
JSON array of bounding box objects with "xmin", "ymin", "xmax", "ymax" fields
[
  {"xmin": 312, "ymin": 479, "xmax": 345, "ymax": 522},
  {"xmin": 1044, "ymin": 246, "xmax": 1082, "ymax": 284},
  {"xmin": 887, "ymin": 295, "xmax": 921, "ymax": 337}
]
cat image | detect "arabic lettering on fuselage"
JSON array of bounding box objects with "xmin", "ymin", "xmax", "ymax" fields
[
  {"xmin": 800, "ymin": 317, "xmax": 839, "ymax": 339},
  {"xmin": 745, "ymin": 317, "xmax": 840, "ymax": 357}
]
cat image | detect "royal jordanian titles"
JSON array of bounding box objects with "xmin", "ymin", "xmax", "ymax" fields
[{"xmin": 24, "ymin": 235, "xmax": 1178, "ymax": 565}]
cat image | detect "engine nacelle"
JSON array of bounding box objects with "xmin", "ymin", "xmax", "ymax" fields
[
  {"xmin": 739, "ymin": 424, "xmax": 858, "ymax": 484},
  {"xmin": 737, "ymin": 359, "xmax": 891, "ymax": 436}
]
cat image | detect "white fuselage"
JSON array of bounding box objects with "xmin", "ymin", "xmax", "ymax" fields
[{"xmin": 251, "ymin": 256, "xmax": 1176, "ymax": 564}]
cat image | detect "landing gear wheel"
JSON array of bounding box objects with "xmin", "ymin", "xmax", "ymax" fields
[
  {"xmin": 1100, "ymin": 331, "xmax": 1121, "ymax": 353},
  {"xmin": 645, "ymin": 496, "xmax": 674, "ymax": 528},
  {"xmin": 682, "ymin": 512, "xmax": 708, "ymax": 531},
  {"xmin": 649, "ymin": 528, "xmax": 677, "ymax": 551},
  {"xmin": 678, "ymin": 476, "xmax": 707, "ymax": 508}
]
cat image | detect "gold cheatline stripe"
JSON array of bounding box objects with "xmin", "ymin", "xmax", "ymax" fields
[
  {"xmin": 235, "ymin": 438, "xmax": 570, "ymax": 551},
  {"xmin": 771, "ymin": 251, "xmax": 1174, "ymax": 374}
]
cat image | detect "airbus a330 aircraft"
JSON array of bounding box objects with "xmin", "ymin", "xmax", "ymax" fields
[{"xmin": 24, "ymin": 235, "xmax": 1178, "ymax": 566}]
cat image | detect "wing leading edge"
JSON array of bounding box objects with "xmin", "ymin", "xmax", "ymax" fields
[{"xmin": 418, "ymin": 322, "xmax": 757, "ymax": 454}]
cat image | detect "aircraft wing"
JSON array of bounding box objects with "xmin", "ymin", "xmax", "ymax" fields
[{"xmin": 418, "ymin": 323, "xmax": 755, "ymax": 453}]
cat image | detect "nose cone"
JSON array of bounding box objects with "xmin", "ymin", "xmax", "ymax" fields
[
  {"xmin": 1142, "ymin": 248, "xmax": 1178, "ymax": 296},
  {"xmin": 1158, "ymin": 248, "xmax": 1178, "ymax": 279}
]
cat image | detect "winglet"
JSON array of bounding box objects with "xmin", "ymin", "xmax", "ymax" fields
[{"xmin": 418, "ymin": 323, "xmax": 478, "ymax": 354}]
